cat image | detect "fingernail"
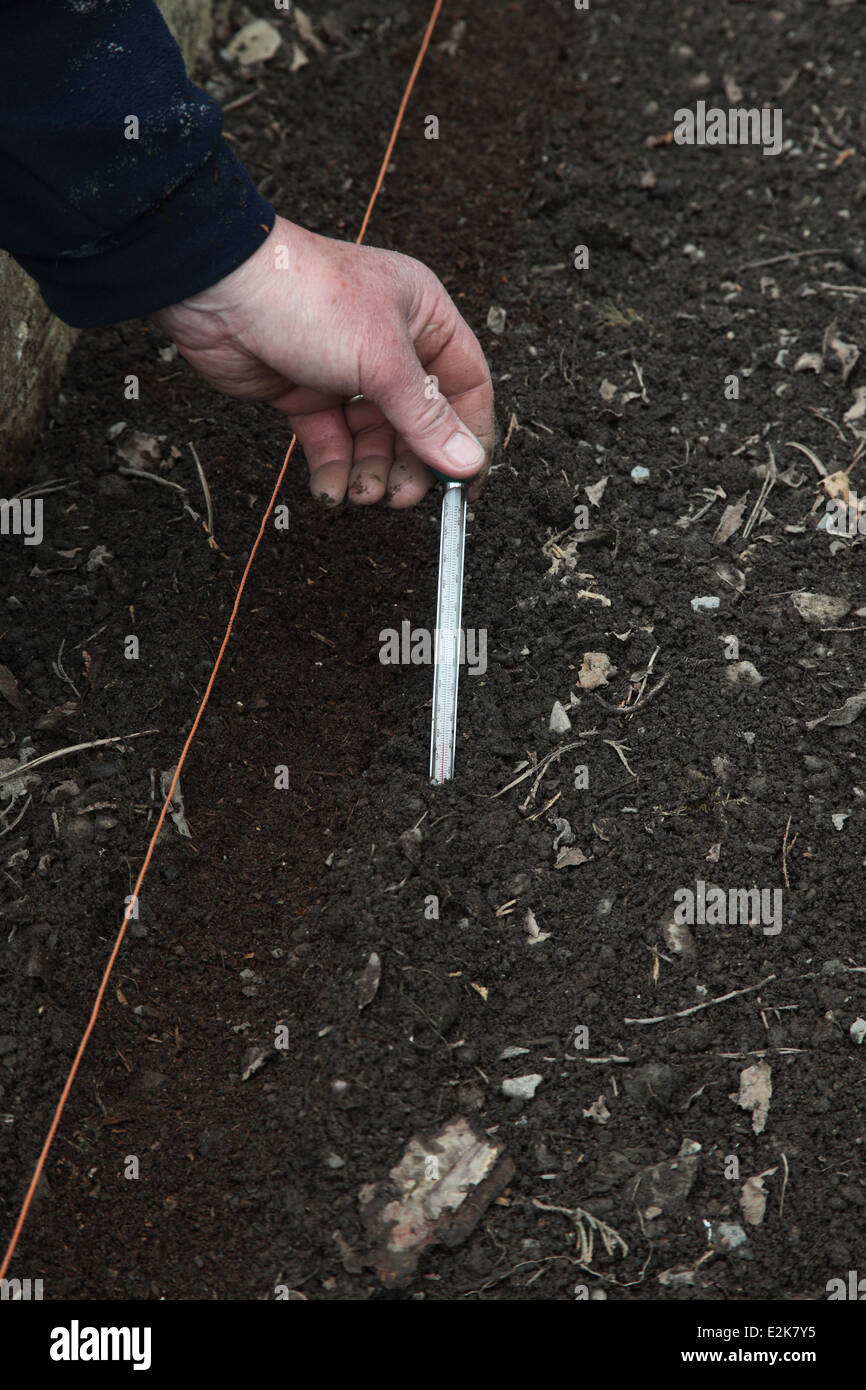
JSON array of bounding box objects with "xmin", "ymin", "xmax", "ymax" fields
[{"xmin": 443, "ymin": 430, "xmax": 485, "ymax": 471}]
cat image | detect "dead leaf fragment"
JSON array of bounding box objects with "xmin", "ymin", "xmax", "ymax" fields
[
  {"xmin": 293, "ymin": 6, "xmax": 327, "ymax": 54},
  {"xmin": 731, "ymin": 1060, "xmax": 772, "ymax": 1135},
  {"xmin": 805, "ymin": 685, "xmax": 866, "ymax": 730},
  {"xmin": 712, "ymin": 496, "xmax": 747, "ymax": 545},
  {"xmin": 524, "ymin": 908, "xmax": 551, "ymax": 945},
  {"xmin": 740, "ymin": 1170, "xmax": 776, "ymax": 1226},
  {"xmin": 822, "ymin": 470, "xmax": 852, "ymax": 502},
  {"xmin": 823, "ymin": 320, "xmax": 860, "ymax": 382},
  {"xmin": 358, "ymin": 1116, "xmax": 514, "ymax": 1286},
  {"xmin": 844, "ymin": 387, "xmax": 866, "ymax": 424},
  {"xmin": 159, "ymin": 767, "xmax": 192, "ymax": 838},
  {"xmin": 585, "ymin": 475, "xmax": 608, "ymax": 507},
  {"xmin": 555, "ymin": 845, "xmax": 590, "ymax": 869},
  {"xmin": 793, "ymin": 352, "xmax": 823, "ymax": 374}
]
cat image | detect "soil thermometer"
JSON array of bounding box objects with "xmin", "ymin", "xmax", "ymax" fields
[{"xmin": 429, "ymin": 474, "xmax": 467, "ymax": 784}]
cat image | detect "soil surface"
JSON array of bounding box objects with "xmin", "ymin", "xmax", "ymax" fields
[{"xmin": 2, "ymin": 0, "xmax": 866, "ymax": 1301}]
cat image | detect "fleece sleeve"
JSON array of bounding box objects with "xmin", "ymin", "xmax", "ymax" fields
[{"xmin": 0, "ymin": 0, "xmax": 275, "ymax": 328}]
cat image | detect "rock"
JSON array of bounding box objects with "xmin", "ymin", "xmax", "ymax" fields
[
  {"xmin": 792, "ymin": 591, "xmax": 849, "ymax": 624},
  {"xmin": 630, "ymin": 466, "xmax": 650, "ymax": 483},
  {"xmin": 224, "ymin": 19, "xmax": 282, "ymax": 65},
  {"xmin": 691, "ymin": 595, "xmax": 720, "ymax": 613},
  {"xmin": 549, "ymin": 700, "xmax": 572, "ymax": 733},
  {"xmin": 716, "ymin": 1222, "xmax": 747, "ymax": 1251},
  {"xmin": 502, "ymin": 1073, "xmax": 543, "ymax": 1100},
  {"xmin": 660, "ymin": 914, "xmax": 696, "ymax": 958},
  {"xmin": 632, "ymin": 1145, "xmax": 700, "ymax": 1214},
  {"xmin": 725, "ymin": 660, "xmax": 765, "ymax": 687},
  {"xmin": 850, "ymin": 1018, "xmax": 866, "ymax": 1045},
  {"xmin": 399, "ymin": 827, "xmax": 423, "ymax": 864}
]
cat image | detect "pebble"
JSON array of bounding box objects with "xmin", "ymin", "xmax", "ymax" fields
[
  {"xmin": 725, "ymin": 660, "xmax": 764, "ymax": 686},
  {"xmin": 549, "ymin": 700, "xmax": 572, "ymax": 733},
  {"xmin": 630, "ymin": 466, "xmax": 650, "ymax": 483},
  {"xmin": 691, "ymin": 595, "xmax": 720, "ymax": 612},
  {"xmin": 716, "ymin": 1222, "xmax": 747, "ymax": 1251},
  {"xmin": 502, "ymin": 1073, "xmax": 542, "ymax": 1100}
]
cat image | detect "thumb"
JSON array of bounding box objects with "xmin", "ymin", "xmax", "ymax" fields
[{"xmin": 370, "ymin": 338, "xmax": 487, "ymax": 480}]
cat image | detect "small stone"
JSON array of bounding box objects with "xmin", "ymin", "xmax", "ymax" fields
[
  {"xmin": 630, "ymin": 466, "xmax": 650, "ymax": 483},
  {"xmin": 486, "ymin": 305, "xmax": 507, "ymax": 335},
  {"xmin": 632, "ymin": 1150, "xmax": 700, "ymax": 1212},
  {"xmin": 792, "ymin": 591, "xmax": 849, "ymax": 624},
  {"xmin": 661, "ymin": 914, "xmax": 696, "ymax": 957},
  {"xmin": 850, "ymin": 1018, "xmax": 866, "ymax": 1045},
  {"xmin": 502, "ymin": 1073, "xmax": 543, "ymax": 1100},
  {"xmin": 691, "ymin": 595, "xmax": 720, "ymax": 613},
  {"xmin": 549, "ymin": 700, "xmax": 572, "ymax": 734},
  {"xmin": 725, "ymin": 661, "xmax": 764, "ymax": 687},
  {"xmin": 716, "ymin": 1222, "xmax": 747, "ymax": 1251},
  {"xmin": 224, "ymin": 19, "xmax": 282, "ymax": 65}
]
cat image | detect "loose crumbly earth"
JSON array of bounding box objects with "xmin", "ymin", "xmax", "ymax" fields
[{"xmin": 1, "ymin": 0, "xmax": 865, "ymax": 1301}]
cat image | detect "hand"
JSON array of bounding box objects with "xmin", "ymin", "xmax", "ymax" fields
[{"xmin": 150, "ymin": 215, "xmax": 494, "ymax": 507}]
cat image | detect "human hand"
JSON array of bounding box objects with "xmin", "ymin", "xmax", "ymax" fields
[{"xmin": 150, "ymin": 215, "xmax": 494, "ymax": 507}]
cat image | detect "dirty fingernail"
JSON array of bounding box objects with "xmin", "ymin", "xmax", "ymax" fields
[{"xmin": 443, "ymin": 430, "xmax": 485, "ymax": 471}]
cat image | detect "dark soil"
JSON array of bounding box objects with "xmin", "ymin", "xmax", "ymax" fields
[{"xmin": 2, "ymin": 0, "xmax": 866, "ymax": 1302}]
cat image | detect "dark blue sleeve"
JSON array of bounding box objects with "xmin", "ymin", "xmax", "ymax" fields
[{"xmin": 0, "ymin": 0, "xmax": 276, "ymax": 328}]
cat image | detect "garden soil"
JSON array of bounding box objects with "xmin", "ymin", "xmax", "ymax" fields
[{"xmin": 1, "ymin": 0, "xmax": 865, "ymax": 1300}]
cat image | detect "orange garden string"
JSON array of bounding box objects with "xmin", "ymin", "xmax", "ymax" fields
[{"xmin": 0, "ymin": 0, "xmax": 444, "ymax": 1282}]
